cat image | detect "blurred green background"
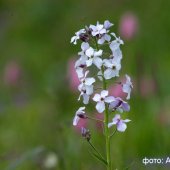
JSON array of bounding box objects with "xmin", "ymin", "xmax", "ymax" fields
[{"xmin": 0, "ymin": 0, "xmax": 170, "ymax": 169}]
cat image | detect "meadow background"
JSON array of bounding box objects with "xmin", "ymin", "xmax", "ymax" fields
[{"xmin": 0, "ymin": 0, "xmax": 170, "ymax": 169}]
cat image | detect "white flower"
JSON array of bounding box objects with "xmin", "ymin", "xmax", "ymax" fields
[
  {"xmin": 73, "ymin": 107, "xmax": 86, "ymax": 126},
  {"xmin": 75, "ymin": 55, "xmax": 88, "ymax": 79},
  {"xmin": 122, "ymin": 74, "xmax": 133, "ymax": 100},
  {"xmin": 110, "ymin": 33, "xmax": 124, "ymax": 52},
  {"xmin": 93, "ymin": 90, "xmax": 115, "ymax": 113},
  {"xmin": 85, "ymin": 47, "xmax": 103, "ymax": 69},
  {"xmin": 78, "ymin": 71, "xmax": 95, "ymax": 104},
  {"xmin": 98, "ymin": 34, "xmax": 111, "ymax": 45},
  {"xmin": 78, "ymin": 42, "xmax": 90, "ymax": 56},
  {"xmin": 89, "ymin": 22, "xmax": 106, "ymax": 36},
  {"xmin": 111, "ymin": 47, "xmax": 123, "ymax": 63},
  {"xmin": 71, "ymin": 29, "xmax": 86, "ymax": 45},
  {"xmin": 108, "ymin": 114, "xmax": 131, "ymax": 132},
  {"xmin": 103, "ymin": 59, "xmax": 121, "ymax": 79},
  {"xmin": 97, "ymin": 20, "xmax": 114, "ymax": 44}
]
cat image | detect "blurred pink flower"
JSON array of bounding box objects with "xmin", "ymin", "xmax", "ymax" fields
[
  {"xmin": 119, "ymin": 12, "xmax": 138, "ymax": 40},
  {"xmin": 67, "ymin": 58, "xmax": 80, "ymax": 92},
  {"xmin": 3, "ymin": 60, "xmax": 21, "ymax": 86},
  {"xmin": 108, "ymin": 77, "xmax": 125, "ymax": 98},
  {"xmin": 95, "ymin": 113, "xmax": 104, "ymax": 132}
]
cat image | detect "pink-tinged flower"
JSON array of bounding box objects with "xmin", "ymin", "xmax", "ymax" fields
[
  {"xmin": 67, "ymin": 58, "xmax": 80, "ymax": 92},
  {"xmin": 109, "ymin": 97, "xmax": 130, "ymax": 113},
  {"xmin": 73, "ymin": 107, "xmax": 86, "ymax": 126},
  {"xmin": 108, "ymin": 114, "xmax": 131, "ymax": 132},
  {"xmin": 119, "ymin": 12, "xmax": 138, "ymax": 40},
  {"xmin": 93, "ymin": 90, "xmax": 115, "ymax": 113},
  {"xmin": 3, "ymin": 60, "xmax": 21, "ymax": 86}
]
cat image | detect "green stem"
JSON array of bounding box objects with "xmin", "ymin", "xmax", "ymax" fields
[
  {"xmin": 95, "ymin": 37, "xmax": 111, "ymax": 170},
  {"xmin": 102, "ymin": 66, "xmax": 111, "ymax": 170}
]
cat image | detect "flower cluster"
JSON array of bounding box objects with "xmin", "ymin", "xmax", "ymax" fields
[{"xmin": 71, "ymin": 20, "xmax": 133, "ymax": 133}]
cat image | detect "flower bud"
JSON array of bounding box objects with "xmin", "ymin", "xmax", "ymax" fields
[{"xmin": 81, "ymin": 127, "xmax": 91, "ymax": 141}]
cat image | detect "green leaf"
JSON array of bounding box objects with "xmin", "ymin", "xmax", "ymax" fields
[{"xmin": 90, "ymin": 151, "xmax": 108, "ymax": 166}]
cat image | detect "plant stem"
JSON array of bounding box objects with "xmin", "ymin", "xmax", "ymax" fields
[
  {"xmin": 102, "ymin": 66, "xmax": 111, "ymax": 170},
  {"xmin": 95, "ymin": 37, "xmax": 111, "ymax": 170}
]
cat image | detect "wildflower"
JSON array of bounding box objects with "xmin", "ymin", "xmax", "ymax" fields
[
  {"xmin": 93, "ymin": 90, "xmax": 115, "ymax": 113},
  {"xmin": 122, "ymin": 74, "xmax": 133, "ymax": 100},
  {"xmin": 110, "ymin": 33, "xmax": 124, "ymax": 52},
  {"xmin": 85, "ymin": 47, "xmax": 103, "ymax": 69},
  {"xmin": 109, "ymin": 97, "xmax": 130, "ymax": 112},
  {"xmin": 78, "ymin": 71, "xmax": 95, "ymax": 104},
  {"xmin": 89, "ymin": 22, "xmax": 106, "ymax": 36},
  {"xmin": 103, "ymin": 59, "xmax": 121, "ymax": 79},
  {"xmin": 108, "ymin": 114, "xmax": 131, "ymax": 132},
  {"xmin": 75, "ymin": 56, "xmax": 87, "ymax": 79},
  {"xmin": 71, "ymin": 29, "xmax": 86, "ymax": 45},
  {"xmin": 73, "ymin": 107, "xmax": 86, "ymax": 126},
  {"xmin": 97, "ymin": 20, "xmax": 114, "ymax": 44}
]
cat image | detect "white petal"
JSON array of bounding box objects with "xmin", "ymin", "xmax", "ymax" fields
[
  {"xmin": 93, "ymin": 94, "xmax": 101, "ymax": 102},
  {"xmin": 73, "ymin": 116, "xmax": 79, "ymax": 126},
  {"xmin": 104, "ymin": 34, "xmax": 111, "ymax": 42},
  {"xmin": 85, "ymin": 77, "xmax": 95, "ymax": 86},
  {"xmin": 103, "ymin": 59, "xmax": 112, "ymax": 68},
  {"xmin": 85, "ymin": 47, "xmax": 94, "ymax": 57},
  {"xmin": 93, "ymin": 57, "xmax": 103, "ymax": 69},
  {"xmin": 77, "ymin": 106, "xmax": 85, "ymax": 113},
  {"xmin": 76, "ymin": 68, "xmax": 84, "ymax": 79},
  {"xmin": 96, "ymin": 101, "xmax": 105, "ymax": 113},
  {"xmin": 117, "ymin": 121, "xmax": 127, "ymax": 132},
  {"xmin": 94, "ymin": 50, "xmax": 103, "ymax": 57},
  {"xmin": 98, "ymin": 37, "xmax": 105, "ymax": 44},
  {"xmin": 104, "ymin": 96, "xmax": 115, "ymax": 103},
  {"xmin": 110, "ymin": 40, "xmax": 120, "ymax": 52},
  {"xmin": 101, "ymin": 90, "xmax": 108, "ymax": 98},
  {"xmin": 100, "ymin": 29, "xmax": 107, "ymax": 34},
  {"xmin": 83, "ymin": 94, "xmax": 90, "ymax": 104},
  {"xmin": 85, "ymin": 85, "xmax": 93, "ymax": 95},
  {"xmin": 81, "ymin": 42, "xmax": 89, "ymax": 51},
  {"xmin": 104, "ymin": 68, "xmax": 113, "ymax": 79},
  {"xmin": 86, "ymin": 58, "xmax": 93, "ymax": 67}
]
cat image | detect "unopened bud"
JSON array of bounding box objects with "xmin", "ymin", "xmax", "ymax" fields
[{"xmin": 81, "ymin": 127, "xmax": 91, "ymax": 141}]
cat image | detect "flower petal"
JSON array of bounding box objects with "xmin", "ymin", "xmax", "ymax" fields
[
  {"xmin": 85, "ymin": 47, "xmax": 94, "ymax": 57},
  {"xmin": 117, "ymin": 121, "xmax": 127, "ymax": 132},
  {"xmin": 85, "ymin": 77, "xmax": 95, "ymax": 86},
  {"xmin": 105, "ymin": 96, "xmax": 115, "ymax": 103},
  {"xmin": 93, "ymin": 94, "xmax": 101, "ymax": 102},
  {"xmin": 101, "ymin": 90, "xmax": 108, "ymax": 98},
  {"xmin": 93, "ymin": 56, "xmax": 103, "ymax": 69},
  {"xmin": 83, "ymin": 94, "xmax": 90, "ymax": 104},
  {"xmin": 96, "ymin": 101, "xmax": 105, "ymax": 113}
]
